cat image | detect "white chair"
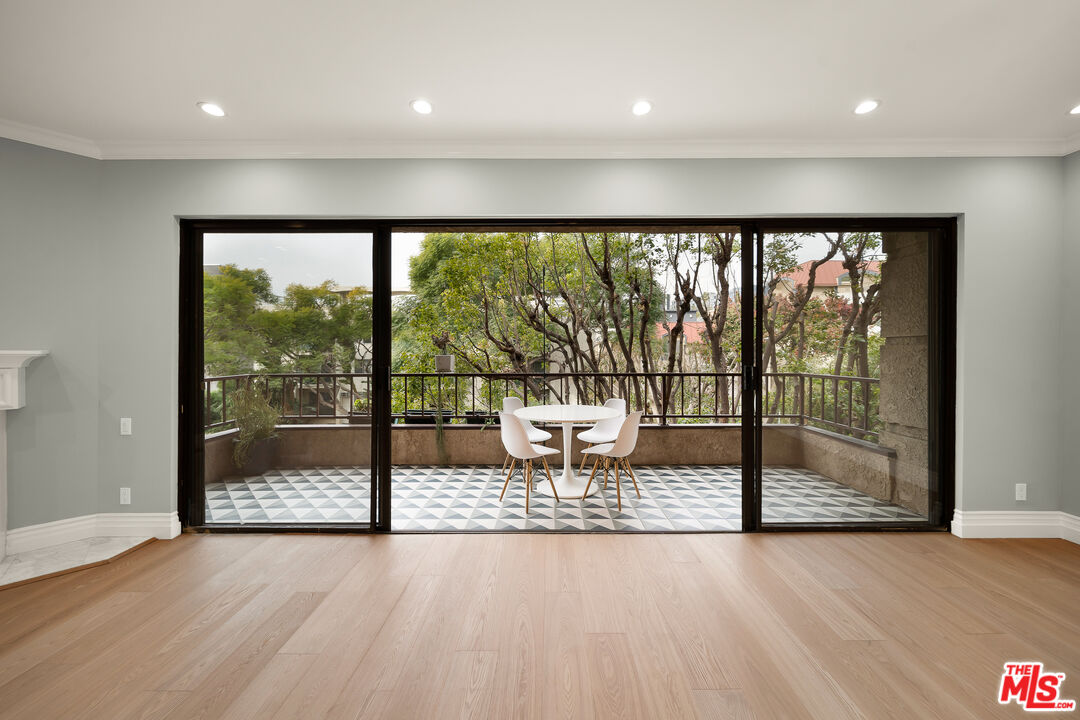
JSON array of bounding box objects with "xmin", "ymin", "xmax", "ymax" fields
[
  {"xmin": 499, "ymin": 412, "xmax": 560, "ymax": 513},
  {"xmin": 576, "ymin": 398, "xmax": 626, "ymax": 472},
  {"xmin": 581, "ymin": 411, "xmax": 644, "ymax": 512},
  {"xmin": 500, "ymin": 396, "xmax": 551, "ymax": 472}
]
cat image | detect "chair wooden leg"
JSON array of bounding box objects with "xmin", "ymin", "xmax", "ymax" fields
[
  {"xmin": 500, "ymin": 453, "xmax": 510, "ymax": 473},
  {"xmin": 541, "ymin": 457, "xmax": 559, "ymax": 501},
  {"xmin": 525, "ymin": 460, "xmax": 531, "ymax": 514},
  {"xmin": 583, "ymin": 457, "xmax": 600, "ymax": 497},
  {"xmin": 578, "ymin": 450, "xmax": 590, "ymax": 473},
  {"xmin": 499, "ymin": 459, "xmax": 516, "ymax": 502},
  {"xmin": 623, "ymin": 458, "xmax": 641, "ymax": 498},
  {"xmin": 614, "ymin": 461, "xmax": 622, "ymax": 512}
]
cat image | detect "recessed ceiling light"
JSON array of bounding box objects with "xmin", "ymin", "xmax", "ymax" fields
[
  {"xmin": 1070, "ymin": 103, "xmax": 1080, "ymax": 115},
  {"xmin": 197, "ymin": 101, "xmax": 225, "ymax": 117},
  {"xmin": 854, "ymin": 99, "xmax": 879, "ymax": 115},
  {"xmin": 411, "ymin": 99, "xmax": 433, "ymax": 115},
  {"xmin": 632, "ymin": 100, "xmax": 652, "ymax": 116}
]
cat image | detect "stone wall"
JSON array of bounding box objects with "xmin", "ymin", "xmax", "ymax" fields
[
  {"xmin": 771, "ymin": 426, "xmax": 898, "ymax": 504},
  {"xmin": 205, "ymin": 424, "xmax": 758, "ymax": 483},
  {"xmin": 878, "ymin": 232, "xmax": 931, "ymax": 514},
  {"xmin": 203, "ymin": 423, "xmax": 897, "ymax": 502}
]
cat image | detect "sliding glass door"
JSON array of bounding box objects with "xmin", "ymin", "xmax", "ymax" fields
[
  {"xmin": 180, "ymin": 218, "xmax": 953, "ymax": 532},
  {"xmin": 184, "ymin": 225, "xmax": 379, "ymax": 528},
  {"xmin": 753, "ymin": 223, "xmax": 953, "ymax": 528}
]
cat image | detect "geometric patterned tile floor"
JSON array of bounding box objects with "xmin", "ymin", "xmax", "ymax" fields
[{"xmin": 205, "ymin": 464, "xmax": 925, "ymax": 530}]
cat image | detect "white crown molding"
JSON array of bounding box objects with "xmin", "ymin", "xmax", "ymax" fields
[
  {"xmin": 1063, "ymin": 132, "xmax": 1080, "ymax": 156},
  {"xmin": 0, "ymin": 119, "xmax": 101, "ymax": 159},
  {"xmin": 95, "ymin": 137, "xmax": 1076, "ymax": 160},
  {"xmin": 6, "ymin": 512, "xmax": 181, "ymax": 555},
  {"xmin": 2, "ymin": 116, "xmax": 1078, "ymax": 160},
  {"xmin": 952, "ymin": 510, "xmax": 1080, "ymax": 544}
]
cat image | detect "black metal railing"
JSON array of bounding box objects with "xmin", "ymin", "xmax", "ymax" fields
[{"xmin": 203, "ymin": 370, "xmax": 880, "ymax": 441}]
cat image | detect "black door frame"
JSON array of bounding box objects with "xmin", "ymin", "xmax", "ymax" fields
[
  {"xmin": 749, "ymin": 218, "xmax": 956, "ymax": 531},
  {"xmin": 179, "ymin": 219, "xmax": 385, "ymax": 531},
  {"xmin": 179, "ymin": 217, "xmax": 956, "ymax": 533}
]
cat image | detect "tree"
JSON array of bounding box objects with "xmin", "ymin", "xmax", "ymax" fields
[
  {"xmin": 396, "ymin": 231, "xmax": 670, "ymax": 412},
  {"xmin": 691, "ymin": 231, "xmax": 741, "ymax": 415},
  {"xmin": 204, "ymin": 266, "xmax": 373, "ymax": 417},
  {"xmin": 203, "ymin": 265, "xmax": 273, "ymax": 375},
  {"xmin": 252, "ymin": 282, "xmax": 372, "ymax": 373},
  {"xmin": 830, "ymin": 232, "xmax": 882, "ymax": 378}
]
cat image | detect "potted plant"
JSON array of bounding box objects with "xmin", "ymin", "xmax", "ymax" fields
[
  {"xmin": 349, "ymin": 396, "xmax": 372, "ymax": 424},
  {"xmin": 230, "ymin": 382, "xmax": 280, "ymax": 475},
  {"xmin": 432, "ymin": 331, "xmax": 455, "ymax": 373},
  {"xmin": 428, "ymin": 382, "xmax": 454, "ymax": 465}
]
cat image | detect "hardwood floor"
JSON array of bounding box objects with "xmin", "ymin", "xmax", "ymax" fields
[{"xmin": 0, "ymin": 532, "xmax": 1076, "ymax": 719}]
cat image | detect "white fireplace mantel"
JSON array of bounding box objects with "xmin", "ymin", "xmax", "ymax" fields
[
  {"xmin": 0, "ymin": 351, "xmax": 48, "ymax": 410},
  {"xmin": 1, "ymin": 351, "xmax": 47, "ymax": 560}
]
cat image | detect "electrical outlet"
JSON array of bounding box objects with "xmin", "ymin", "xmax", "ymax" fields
[
  {"xmin": 1015, "ymin": 483, "xmax": 1027, "ymax": 501},
  {"xmin": 120, "ymin": 417, "xmax": 132, "ymax": 435},
  {"xmin": 120, "ymin": 487, "xmax": 131, "ymax": 505}
]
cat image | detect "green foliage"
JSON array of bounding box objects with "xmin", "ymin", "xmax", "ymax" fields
[
  {"xmin": 254, "ymin": 282, "xmax": 372, "ymax": 372},
  {"xmin": 206, "ymin": 231, "xmax": 887, "ymax": 440},
  {"xmin": 204, "ymin": 266, "xmax": 273, "ymax": 375},
  {"xmin": 204, "ymin": 265, "xmax": 372, "ymax": 376},
  {"xmin": 396, "ymin": 231, "xmax": 666, "ymax": 375},
  {"xmin": 230, "ymin": 382, "xmax": 279, "ymax": 467}
]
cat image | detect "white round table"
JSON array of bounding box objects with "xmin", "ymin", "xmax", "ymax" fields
[{"xmin": 514, "ymin": 404, "xmax": 622, "ymax": 499}]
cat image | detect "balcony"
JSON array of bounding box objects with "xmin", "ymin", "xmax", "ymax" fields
[{"xmin": 201, "ymin": 371, "xmax": 925, "ymax": 528}]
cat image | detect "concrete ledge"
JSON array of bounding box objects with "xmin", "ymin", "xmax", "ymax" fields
[
  {"xmin": 205, "ymin": 423, "xmax": 752, "ymax": 482},
  {"xmin": 203, "ymin": 422, "xmax": 929, "ymax": 515},
  {"xmin": 797, "ymin": 425, "xmax": 897, "ymax": 457}
]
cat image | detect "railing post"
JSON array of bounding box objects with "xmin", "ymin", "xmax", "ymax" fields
[
  {"xmin": 863, "ymin": 379, "xmax": 871, "ymax": 434},
  {"xmin": 847, "ymin": 378, "xmax": 853, "ymax": 432},
  {"xmin": 660, "ymin": 374, "xmax": 670, "ymax": 426},
  {"xmin": 799, "ymin": 374, "xmax": 805, "ymax": 425}
]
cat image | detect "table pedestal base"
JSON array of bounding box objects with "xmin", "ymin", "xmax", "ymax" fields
[
  {"xmin": 538, "ymin": 466, "xmax": 602, "ymax": 500},
  {"xmin": 534, "ymin": 422, "xmax": 602, "ymax": 500}
]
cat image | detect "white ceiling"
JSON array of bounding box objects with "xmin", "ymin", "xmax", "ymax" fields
[{"xmin": 2, "ymin": 0, "xmax": 1079, "ymax": 159}]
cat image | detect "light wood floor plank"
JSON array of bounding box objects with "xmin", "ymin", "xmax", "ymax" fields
[
  {"xmin": 218, "ymin": 653, "xmax": 317, "ymax": 720},
  {"xmin": 543, "ymin": 592, "xmax": 594, "ymax": 720},
  {"xmin": 692, "ymin": 689, "xmax": 754, "ymax": 720},
  {"xmin": 273, "ymin": 572, "xmax": 436, "ymax": 720},
  {"xmin": 0, "ymin": 532, "xmax": 1075, "ymax": 720},
  {"xmin": 584, "ymin": 633, "xmax": 649, "ymax": 720},
  {"xmin": 161, "ymin": 591, "xmax": 326, "ymax": 720}
]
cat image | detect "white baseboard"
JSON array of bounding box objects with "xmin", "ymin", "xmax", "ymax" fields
[
  {"xmin": 6, "ymin": 512, "xmax": 181, "ymax": 555},
  {"xmin": 1063, "ymin": 513, "xmax": 1080, "ymax": 545},
  {"xmin": 952, "ymin": 510, "xmax": 1080, "ymax": 544}
]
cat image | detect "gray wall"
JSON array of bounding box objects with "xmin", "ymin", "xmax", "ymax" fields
[
  {"xmin": 1063, "ymin": 150, "xmax": 1080, "ymax": 517},
  {"xmin": 0, "ymin": 139, "xmax": 1071, "ymax": 528},
  {"xmin": 0, "ymin": 141, "xmax": 102, "ymax": 527}
]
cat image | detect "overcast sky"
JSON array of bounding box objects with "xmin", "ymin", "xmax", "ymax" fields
[
  {"xmin": 205, "ymin": 233, "xmax": 424, "ymax": 296},
  {"xmin": 204, "ymin": 231, "xmax": 851, "ymax": 299}
]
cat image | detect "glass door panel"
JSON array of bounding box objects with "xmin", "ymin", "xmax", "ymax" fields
[
  {"xmin": 757, "ymin": 229, "xmax": 935, "ymax": 525},
  {"xmin": 201, "ymin": 232, "xmax": 374, "ymax": 526},
  {"xmin": 388, "ymin": 226, "xmax": 747, "ymax": 532}
]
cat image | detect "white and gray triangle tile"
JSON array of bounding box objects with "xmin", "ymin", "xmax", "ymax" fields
[{"xmin": 205, "ymin": 464, "xmax": 924, "ymax": 530}]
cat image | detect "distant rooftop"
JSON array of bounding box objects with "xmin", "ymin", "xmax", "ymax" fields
[{"xmin": 782, "ymin": 260, "xmax": 881, "ymax": 288}]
